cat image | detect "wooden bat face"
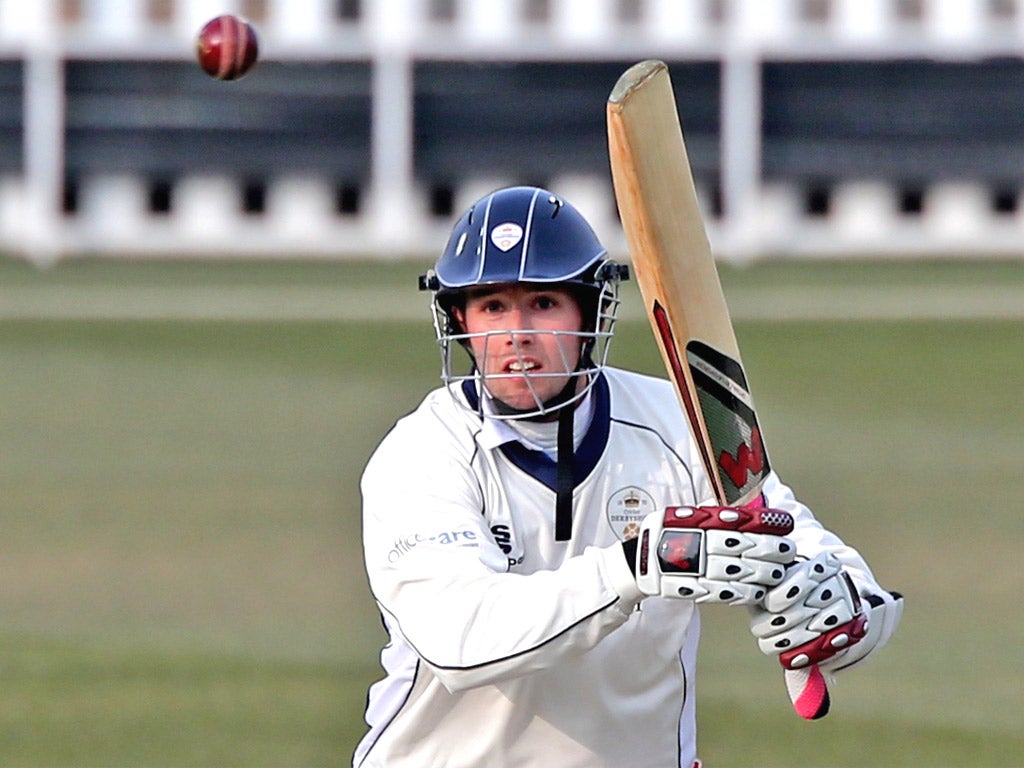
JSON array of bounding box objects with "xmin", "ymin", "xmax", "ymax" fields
[{"xmin": 607, "ymin": 60, "xmax": 768, "ymax": 507}]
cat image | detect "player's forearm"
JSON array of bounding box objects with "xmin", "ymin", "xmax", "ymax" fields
[
  {"xmin": 372, "ymin": 544, "xmax": 641, "ymax": 692},
  {"xmin": 423, "ymin": 595, "xmax": 633, "ymax": 692}
]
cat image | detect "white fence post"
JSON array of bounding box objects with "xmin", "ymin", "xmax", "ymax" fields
[
  {"xmin": 833, "ymin": 0, "xmax": 890, "ymax": 43},
  {"xmin": 365, "ymin": 0, "xmax": 423, "ymax": 254},
  {"xmin": 551, "ymin": 0, "xmax": 614, "ymax": 45},
  {"xmin": 176, "ymin": 0, "xmax": 244, "ymax": 39},
  {"xmin": 457, "ymin": 0, "xmax": 519, "ymax": 43},
  {"xmin": 924, "ymin": 0, "xmax": 985, "ymax": 44},
  {"xmin": 80, "ymin": 0, "xmax": 146, "ymax": 38},
  {"xmin": 267, "ymin": 0, "xmax": 337, "ymax": 42},
  {"xmin": 643, "ymin": 0, "xmax": 713, "ymax": 44},
  {"xmin": 21, "ymin": 10, "xmax": 64, "ymax": 265}
]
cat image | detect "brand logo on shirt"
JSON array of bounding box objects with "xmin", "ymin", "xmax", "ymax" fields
[
  {"xmin": 490, "ymin": 524, "xmax": 524, "ymax": 568},
  {"xmin": 490, "ymin": 524, "xmax": 513, "ymax": 554},
  {"xmin": 606, "ymin": 486, "xmax": 657, "ymax": 541},
  {"xmin": 386, "ymin": 528, "xmax": 480, "ymax": 563}
]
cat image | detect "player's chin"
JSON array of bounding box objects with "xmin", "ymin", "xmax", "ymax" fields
[
  {"xmin": 487, "ymin": 375, "xmax": 561, "ymax": 412},
  {"xmin": 486, "ymin": 383, "xmax": 540, "ymax": 412}
]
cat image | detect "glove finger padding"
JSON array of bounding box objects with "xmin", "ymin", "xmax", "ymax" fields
[
  {"xmin": 750, "ymin": 553, "xmax": 869, "ymax": 669},
  {"xmin": 751, "ymin": 575, "xmax": 857, "ymax": 637},
  {"xmin": 762, "ymin": 551, "xmax": 841, "ymax": 612},
  {"xmin": 822, "ymin": 589, "xmax": 904, "ymax": 673},
  {"xmin": 635, "ymin": 505, "xmax": 796, "ymax": 605}
]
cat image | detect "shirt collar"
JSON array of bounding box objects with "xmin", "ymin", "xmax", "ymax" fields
[{"xmin": 477, "ymin": 388, "xmax": 596, "ymax": 453}]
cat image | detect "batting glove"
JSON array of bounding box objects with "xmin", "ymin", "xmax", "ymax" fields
[
  {"xmin": 749, "ymin": 552, "xmax": 896, "ymax": 671},
  {"xmin": 633, "ymin": 505, "xmax": 796, "ymax": 605}
]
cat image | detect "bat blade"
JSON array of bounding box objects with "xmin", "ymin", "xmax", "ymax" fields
[
  {"xmin": 607, "ymin": 60, "xmax": 768, "ymax": 508},
  {"xmin": 607, "ymin": 59, "xmax": 829, "ymax": 720}
]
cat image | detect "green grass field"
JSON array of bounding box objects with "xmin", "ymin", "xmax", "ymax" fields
[{"xmin": 1, "ymin": 257, "xmax": 1022, "ymax": 766}]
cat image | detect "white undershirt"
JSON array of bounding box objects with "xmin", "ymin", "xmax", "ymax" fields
[{"xmin": 478, "ymin": 390, "xmax": 595, "ymax": 459}]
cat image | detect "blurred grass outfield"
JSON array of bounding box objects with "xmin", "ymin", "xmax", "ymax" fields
[{"xmin": 1, "ymin": 257, "xmax": 1023, "ymax": 767}]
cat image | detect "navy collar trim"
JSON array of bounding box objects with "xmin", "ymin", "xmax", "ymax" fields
[{"xmin": 462, "ymin": 374, "xmax": 611, "ymax": 491}]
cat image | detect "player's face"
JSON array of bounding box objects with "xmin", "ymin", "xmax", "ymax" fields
[{"xmin": 455, "ymin": 284, "xmax": 585, "ymax": 413}]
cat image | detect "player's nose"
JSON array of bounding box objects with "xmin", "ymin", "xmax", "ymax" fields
[{"xmin": 504, "ymin": 306, "xmax": 536, "ymax": 334}]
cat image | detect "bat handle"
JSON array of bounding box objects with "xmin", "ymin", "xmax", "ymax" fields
[{"xmin": 784, "ymin": 666, "xmax": 830, "ymax": 720}]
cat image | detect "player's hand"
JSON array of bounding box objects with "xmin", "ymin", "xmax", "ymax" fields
[
  {"xmin": 632, "ymin": 505, "xmax": 796, "ymax": 604},
  {"xmin": 749, "ymin": 552, "xmax": 883, "ymax": 670}
]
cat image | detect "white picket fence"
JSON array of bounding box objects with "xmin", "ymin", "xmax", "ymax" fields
[{"xmin": 2, "ymin": 0, "xmax": 1024, "ymax": 264}]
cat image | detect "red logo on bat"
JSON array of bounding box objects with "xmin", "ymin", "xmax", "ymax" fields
[{"xmin": 719, "ymin": 428, "xmax": 765, "ymax": 487}]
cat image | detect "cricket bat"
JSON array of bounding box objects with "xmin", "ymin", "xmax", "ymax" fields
[{"xmin": 607, "ymin": 59, "xmax": 831, "ymax": 720}]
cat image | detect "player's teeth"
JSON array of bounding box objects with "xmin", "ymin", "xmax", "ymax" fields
[{"xmin": 509, "ymin": 362, "xmax": 535, "ymax": 371}]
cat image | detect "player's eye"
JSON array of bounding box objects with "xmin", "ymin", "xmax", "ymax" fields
[
  {"xmin": 467, "ymin": 295, "xmax": 503, "ymax": 314},
  {"xmin": 534, "ymin": 295, "xmax": 558, "ymax": 310}
]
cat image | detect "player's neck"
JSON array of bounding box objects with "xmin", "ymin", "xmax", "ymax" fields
[{"xmin": 502, "ymin": 393, "xmax": 594, "ymax": 457}]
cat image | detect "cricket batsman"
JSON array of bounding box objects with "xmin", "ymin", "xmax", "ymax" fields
[{"xmin": 354, "ymin": 186, "xmax": 902, "ymax": 767}]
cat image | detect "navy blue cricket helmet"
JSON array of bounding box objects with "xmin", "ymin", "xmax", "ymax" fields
[
  {"xmin": 434, "ymin": 186, "xmax": 609, "ymax": 288},
  {"xmin": 420, "ymin": 186, "xmax": 628, "ymax": 317}
]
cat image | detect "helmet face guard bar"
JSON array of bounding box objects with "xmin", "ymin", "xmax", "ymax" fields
[{"xmin": 425, "ymin": 269, "xmax": 623, "ymax": 420}]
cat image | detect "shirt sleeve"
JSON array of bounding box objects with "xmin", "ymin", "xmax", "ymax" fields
[
  {"xmin": 360, "ymin": 415, "xmax": 643, "ymax": 693},
  {"xmin": 760, "ymin": 471, "xmax": 883, "ymax": 597}
]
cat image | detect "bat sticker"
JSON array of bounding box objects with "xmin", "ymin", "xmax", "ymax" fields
[{"xmin": 685, "ymin": 340, "xmax": 770, "ymax": 504}]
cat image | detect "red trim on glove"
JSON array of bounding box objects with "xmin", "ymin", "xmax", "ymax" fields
[
  {"xmin": 779, "ymin": 612, "xmax": 869, "ymax": 670},
  {"xmin": 662, "ymin": 505, "xmax": 794, "ymax": 535}
]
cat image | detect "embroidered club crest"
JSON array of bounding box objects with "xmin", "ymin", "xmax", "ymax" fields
[
  {"xmin": 490, "ymin": 223, "xmax": 523, "ymax": 252},
  {"xmin": 606, "ymin": 486, "xmax": 657, "ymax": 541}
]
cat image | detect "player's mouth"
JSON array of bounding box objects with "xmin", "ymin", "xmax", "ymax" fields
[{"xmin": 505, "ymin": 358, "xmax": 540, "ymax": 374}]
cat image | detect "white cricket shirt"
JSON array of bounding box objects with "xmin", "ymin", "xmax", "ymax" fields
[{"xmin": 354, "ymin": 367, "xmax": 879, "ymax": 767}]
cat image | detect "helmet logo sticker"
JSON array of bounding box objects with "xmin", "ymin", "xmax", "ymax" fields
[{"xmin": 490, "ymin": 223, "xmax": 523, "ymax": 252}]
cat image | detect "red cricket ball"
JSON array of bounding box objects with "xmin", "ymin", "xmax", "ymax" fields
[{"xmin": 195, "ymin": 15, "xmax": 259, "ymax": 81}]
